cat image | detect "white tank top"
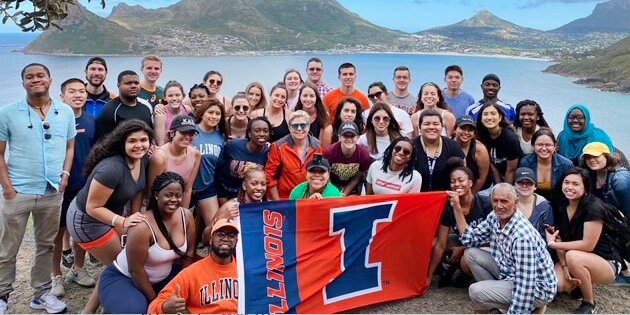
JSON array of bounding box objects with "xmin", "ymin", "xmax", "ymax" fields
[{"xmin": 114, "ymin": 208, "xmax": 188, "ymax": 283}]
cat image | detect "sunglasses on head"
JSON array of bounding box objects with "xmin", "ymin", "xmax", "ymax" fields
[
  {"xmin": 234, "ymin": 105, "xmax": 249, "ymax": 112},
  {"xmin": 393, "ymin": 145, "xmax": 411, "ymax": 156},
  {"xmin": 207, "ymin": 79, "xmax": 222, "ymax": 86},
  {"xmin": 290, "ymin": 123, "xmax": 308, "ymax": 130},
  {"xmin": 367, "ymin": 91, "xmax": 383, "ymax": 100}
]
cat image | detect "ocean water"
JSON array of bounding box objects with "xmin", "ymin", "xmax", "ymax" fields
[{"xmin": 1, "ymin": 33, "xmax": 629, "ymax": 152}]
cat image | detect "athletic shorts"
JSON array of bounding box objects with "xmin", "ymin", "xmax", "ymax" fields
[
  {"xmin": 66, "ymin": 198, "xmax": 116, "ymax": 245},
  {"xmin": 191, "ymin": 184, "xmax": 218, "ymax": 206}
]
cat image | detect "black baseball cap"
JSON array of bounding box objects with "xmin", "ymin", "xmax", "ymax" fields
[
  {"xmin": 170, "ymin": 115, "xmax": 198, "ymax": 133},
  {"xmin": 307, "ymin": 154, "xmax": 330, "ymax": 172},
  {"xmin": 85, "ymin": 57, "xmax": 108, "ymax": 71},
  {"xmin": 338, "ymin": 121, "xmax": 359, "ymax": 136},
  {"xmin": 515, "ymin": 167, "xmax": 536, "ymax": 183},
  {"xmin": 482, "ymin": 73, "xmax": 500, "ymax": 85},
  {"xmin": 456, "ymin": 116, "xmax": 476, "ymax": 129}
]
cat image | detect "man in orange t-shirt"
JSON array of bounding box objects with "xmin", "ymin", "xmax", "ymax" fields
[
  {"xmin": 323, "ymin": 62, "xmax": 370, "ymax": 123},
  {"xmin": 147, "ymin": 218, "xmax": 239, "ymax": 314}
]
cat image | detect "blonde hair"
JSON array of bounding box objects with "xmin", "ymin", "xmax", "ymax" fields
[
  {"xmin": 289, "ymin": 110, "xmax": 310, "ymax": 125},
  {"xmin": 141, "ymin": 54, "xmax": 162, "ymax": 67}
]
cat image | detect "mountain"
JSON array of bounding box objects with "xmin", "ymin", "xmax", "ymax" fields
[
  {"xmin": 106, "ymin": 0, "xmax": 404, "ymax": 51},
  {"xmin": 23, "ymin": 2, "xmax": 138, "ymax": 55},
  {"xmin": 416, "ymin": 10, "xmax": 565, "ymax": 51},
  {"xmin": 552, "ymin": 0, "xmax": 630, "ymax": 34},
  {"xmin": 545, "ymin": 35, "xmax": 630, "ymax": 92},
  {"xmin": 25, "ymin": 0, "xmax": 405, "ymax": 55}
]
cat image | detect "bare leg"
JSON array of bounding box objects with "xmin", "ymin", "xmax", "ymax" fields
[{"xmin": 566, "ymin": 250, "xmax": 615, "ymax": 304}]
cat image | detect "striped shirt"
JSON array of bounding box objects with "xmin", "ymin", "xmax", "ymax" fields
[{"xmin": 460, "ymin": 211, "xmax": 557, "ymax": 314}]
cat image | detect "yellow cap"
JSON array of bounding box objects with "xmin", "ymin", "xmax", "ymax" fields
[{"xmin": 582, "ymin": 142, "xmax": 611, "ymax": 157}]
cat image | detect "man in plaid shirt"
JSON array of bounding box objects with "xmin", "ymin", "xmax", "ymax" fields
[{"xmin": 450, "ymin": 183, "xmax": 557, "ymax": 313}]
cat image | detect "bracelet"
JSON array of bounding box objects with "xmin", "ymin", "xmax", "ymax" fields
[
  {"xmin": 111, "ymin": 215, "xmax": 120, "ymax": 227},
  {"xmin": 61, "ymin": 170, "xmax": 70, "ymax": 177}
]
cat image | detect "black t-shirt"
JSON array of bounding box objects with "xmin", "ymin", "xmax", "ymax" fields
[
  {"xmin": 95, "ymin": 97, "xmax": 153, "ymax": 142},
  {"xmin": 555, "ymin": 195, "xmax": 621, "ymax": 263},
  {"xmin": 413, "ymin": 136, "xmax": 465, "ymax": 191},
  {"xmin": 482, "ymin": 128, "xmax": 522, "ymax": 182},
  {"xmin": 440, "ymin": 194, "xmax": 492, "ymax": 235}
]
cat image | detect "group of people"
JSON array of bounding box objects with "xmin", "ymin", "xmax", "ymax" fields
[{"xmin": 0, "ymin": 54, "xmax": 628, "ymax": 314}]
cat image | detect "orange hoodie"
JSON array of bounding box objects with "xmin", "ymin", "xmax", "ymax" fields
[
  {"xmin": 265, "ymin": 134, "xmax": 322, "ymax": 199},
  {"xmin": 147, "ymin": 256, "xmax": 238, "ymax": 314}
]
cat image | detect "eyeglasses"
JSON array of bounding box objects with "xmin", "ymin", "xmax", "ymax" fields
[
  {"xmin": 567, "ymin": 115, "xmax": 585, "ymax": 121},
  {"xmin": 290, "ymin": 123, "xmax": 308, "ymax": 130},
  {"xmin": 367, "ymin": 91, "xmax": 383, "ymax": 100},
  {"xmin": 393, "ymin": 145, "xmax": 412, "ymax": 156},
  {"xmin": 534, "ymin": 143, "xmax": 554, "ymax": 149},
  {"xmin": 207, "ymin": 79, "xmax": 222, "ymax": 86},
  {"xmin": 234, "ymin": 105, "xmax": 249, "ymax": 112},
  {"xmin": 214, "ymin": 231, "xmax": 237, "ymax": 240},
  {"xmin": 372, "ymin": 116, "xmax": 390, "ymax": 123},
  {"xmin": 308, "ymin": 67, "xmax": 322, "ymax": 72}
]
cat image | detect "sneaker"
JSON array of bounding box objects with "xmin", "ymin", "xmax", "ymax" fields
[
  {"xmin": 50, "ymin": 275, "xmax": 65, "ymax": 297},
  {"xmin": 61, "ymin": 250, "xmax": 74, "ymax": 269},
  {"xmin": 88, "ymin": 253, "xmax": 100, "ymax": 265},
  {"xmin": 30, "ymin": 292, "xmax": 67, "ymax": 314},
  {"xmin": 609, "ymin": 274, "xmax": 630, "ymax": 287},
  {"xmin": 0, "ymin": 297, "xmax": 7, "ymax": 314},
  {"xmin": 66, "ymin": 267, "xmax": 95, "ymax": 288},
  {"xmin": 576, "ymin": 301, "xmax": 597, "ymax": 314}
]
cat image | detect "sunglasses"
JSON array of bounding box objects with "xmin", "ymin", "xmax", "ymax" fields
[
  {"xmin": 308, "ymin": 67, "xmax": 322, "ymax": 72},
  {"xmin": 372, "ymin": 116, "xmax": 390, "ymax": 123},
  {"xmin": 393, "ymin": 145, "xmax": 412, "ymax": 156},
  {"xmin": 42, "ymin": 121, "xmax": 51, "ymax": 140},
  {"xmin": 207, "ymin": 79, "xmax": 222, "ymax": 86},
  {"xmin": 367, "ymin": 91, "xmax": 383, "ymax": 100},
  {"xmin": 290, "ymin": 123, "xmax": 308, "ymax": 130},
  {"xmin": 234, "ymin": 105, "xmax": 249, "ymax": 112}
]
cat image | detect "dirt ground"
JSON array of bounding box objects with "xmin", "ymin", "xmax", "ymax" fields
[{"xmin": 6, "ymin": 223, "xmax": 630, "ymax": 314}]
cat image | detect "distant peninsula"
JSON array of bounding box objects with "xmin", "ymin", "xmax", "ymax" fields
[{"xmin": 545, "ymin": 35, "xmax": 630, "ymax": 93}]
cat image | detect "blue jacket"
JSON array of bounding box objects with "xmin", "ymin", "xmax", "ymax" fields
[
  {"xmin": 600, "ymin": 167, "xmax": 630, "ymax": 217},
  {"xmin": 519, "ymin": 153, "xmax": 574, "ymax": 189}
]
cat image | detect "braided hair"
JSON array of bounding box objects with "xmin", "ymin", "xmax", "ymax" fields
[
  {"xmin": 237, "ymin": 164, "xmax": 266, "ymax": 203},
  {"xmin": 147, "ymin": 172, "xmax": 186, "ymax": 258},
  {"xmin": 381, "ymin": 137, "xmax": 416, "ymax": 184}
]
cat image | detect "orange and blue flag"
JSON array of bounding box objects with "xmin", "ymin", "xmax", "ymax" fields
[{"xmin": 236, "ymin": 192, "xmax": 446, "ymax": 313}]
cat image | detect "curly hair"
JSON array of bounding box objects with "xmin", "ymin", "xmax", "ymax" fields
[
  {"xmin": 147, "ymin": 172, "xmax": 186, "ymax": 258},
  {"xmin": 381, "ymin": 137, "xmax": 416, "ymax": 184},
  {"xmin": 188, "ymin": 83, "xmax": 210, "ymax": 99},
  {"xmin": 246, "ymin": 116, "xmax": 272, "ymax": 141},
  {"xmin": 237, "ymin": 164, "xmax": 267, "ymax": 203},
  {"xmin": 331, "ymin": 98, "xmax": 365, "ymax": 143},
  {"xmin": 83, "ymin": 119, "xmax": 153, "ymax": 177},
  {"xmin": 294, "ymin": 82, "xmax": 329, "ymax": 129}
]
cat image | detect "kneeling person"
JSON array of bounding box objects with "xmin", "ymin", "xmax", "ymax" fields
[
  {"xmin": 454, "ymin": 183, "xmax": 557, "ymax": 313},
  {"xmin": 147, "ymin": 218, "xmax": 238, "ymax": 314}
]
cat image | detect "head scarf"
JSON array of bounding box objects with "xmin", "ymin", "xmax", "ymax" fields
[{"xmin": 557, "ymin": 104, "xmax": 614, "ymax": 161}]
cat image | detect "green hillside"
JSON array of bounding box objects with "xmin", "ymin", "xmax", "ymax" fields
[{"xmin": 545, "ymin": 36, "xmax": 630, "ymax": 93}]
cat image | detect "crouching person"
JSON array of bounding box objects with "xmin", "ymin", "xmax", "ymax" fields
[
  {"xmin": 451, "ymin": 183, "xmax": 557, "ymax": 313},
  {"xmin": 147, "ymin": 218, "xmax": 239, "ymax": 314}
]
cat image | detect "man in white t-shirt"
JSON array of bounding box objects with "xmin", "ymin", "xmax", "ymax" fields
[{"xmin": 363, "ymin": 82, "xmax": 413, "ymax": 137}]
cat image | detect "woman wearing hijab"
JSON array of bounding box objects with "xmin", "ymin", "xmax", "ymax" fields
[{"xmin": 557, "ymin": 104, "xmax": 614, "ymax": 166}]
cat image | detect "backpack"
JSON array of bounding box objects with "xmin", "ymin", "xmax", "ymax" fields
[{"xmin": 601, "ymin": 202, "xmax": 630, "ymax": 262}]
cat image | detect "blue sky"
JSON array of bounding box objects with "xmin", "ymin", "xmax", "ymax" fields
[{"xmin": 0, "ymin": 0, "xmax": 607, "ymax": 33}]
